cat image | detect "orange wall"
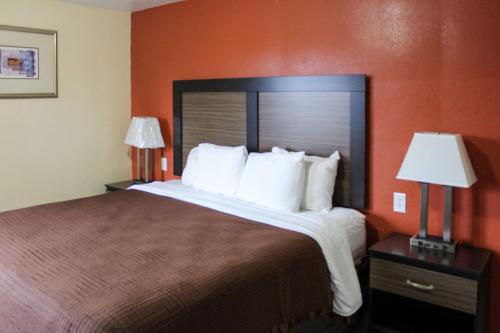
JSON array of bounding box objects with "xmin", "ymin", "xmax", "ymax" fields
[{"xmin": 131, "ymin": 0, "xmax": 500, "ymax": 329}]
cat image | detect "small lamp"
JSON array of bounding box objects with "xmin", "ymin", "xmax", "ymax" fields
[
  {"xmin": 124, "ymin": 117, "xmax": 165, "ymax": 183},
  {"xmin": 397, "ymin": 132, "xmax": 477, "ymax": 253}
]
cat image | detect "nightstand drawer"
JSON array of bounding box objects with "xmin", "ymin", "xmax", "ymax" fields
[{"xmin": 370, "ymin": 258, "xmax": 477, "ymax": 314}]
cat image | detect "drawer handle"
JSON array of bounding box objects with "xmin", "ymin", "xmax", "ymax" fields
[{"xmin": 405, "ymin": 279, "xmax": 434, "ymax": 291}]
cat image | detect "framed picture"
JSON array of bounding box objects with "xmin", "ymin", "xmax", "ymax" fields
[{"xmin": 0, "ymin": 25, "xmax": 57, "ymax": 98}]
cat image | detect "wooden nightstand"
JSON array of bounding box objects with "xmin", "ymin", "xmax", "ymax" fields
[
  {"xmin": 368, "ymin": 233, "xmax": 491, "ymax": 333},
  {"xmin": 105, "ymin": 180, "xmax": 137, "ymax": 192}
]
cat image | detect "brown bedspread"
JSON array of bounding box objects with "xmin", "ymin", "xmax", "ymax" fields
[{"xmin": 0, "ymin": 190, "xmax": 332, "ymax": 333}]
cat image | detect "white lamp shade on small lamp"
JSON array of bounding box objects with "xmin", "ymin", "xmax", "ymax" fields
[
  {"xmin": 124, "ymin": 117, "xmax": 165, "ymax": 149},
  {"xmin": 397, "ymin": 132, "xmax": 477, "ymax": 188}
]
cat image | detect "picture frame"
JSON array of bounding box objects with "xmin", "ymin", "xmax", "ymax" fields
[{"xmin": 0, "ymin": 25, "xmax": 57, "ymax": 98}]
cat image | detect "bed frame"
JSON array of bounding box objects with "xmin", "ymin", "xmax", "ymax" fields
[
  {"xmin": 173, "ymin": 75, "xmax": 367, "ymax": 209},
  {"xmin": 172, "ymin": 74, "xmax": 368, "ymax": 332}
]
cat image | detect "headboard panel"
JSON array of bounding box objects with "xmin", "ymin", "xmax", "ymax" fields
[
  {"xmin": 173, "ymin": 75, "xmax": 367, "ymax": 209},
  {"xmin": 181, "ymin": 92, "xmax": 247, "ymax": 167},
  {"xmin": 258, "ymin": 91, "xmax": 351, "ymax": 206}
]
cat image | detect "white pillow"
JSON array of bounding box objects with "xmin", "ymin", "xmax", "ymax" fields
[
  {"xmin": 272, "ymin": 147, "xmax": 340, "ymax": 211},
  {"xmin": 181, "ymin": 147, "xmax": 199, "ymax": 187},
  {"xmin": 194, "ymin": 143, "xmax": 248, "ymax": 196},
  {"xmin": 236, "ymin": 152, "xmax": 306, "ymax": 212}
]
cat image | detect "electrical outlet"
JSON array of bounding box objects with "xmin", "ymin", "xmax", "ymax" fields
[
  {"xmin": 161, "ymin": 157, "xmax": 168, "ymax": 171},
  {"xmin": 393, "ymin": 192, "xmax": 406, "ymax": 213}
]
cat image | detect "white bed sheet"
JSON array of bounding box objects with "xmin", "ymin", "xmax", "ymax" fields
[{"xmin": 129, "ymin": 180, "xmax": 364, "ymax": 316}]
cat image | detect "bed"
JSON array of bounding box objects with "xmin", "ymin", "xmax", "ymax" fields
[{"xmin": 0, "ymin": 74, "xmax": 367, "ymax": 333}]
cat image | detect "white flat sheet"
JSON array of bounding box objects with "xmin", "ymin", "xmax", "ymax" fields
[{"xmin": 129, "ymin": 180, "xmax": 364, "ymax": 316}]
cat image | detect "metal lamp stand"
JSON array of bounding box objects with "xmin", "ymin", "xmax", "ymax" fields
[
  {"xmin": 134, "ymin": 148, "xmax": 154, "ymax": 183},
  {"xmin": 410, "ymin": 183, "xmax": 457, "ymax": 253}
]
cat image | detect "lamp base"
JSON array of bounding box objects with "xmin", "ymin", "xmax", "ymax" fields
[{"xmin": 410, "ymin": 234, "xmax": 457, "ymax": 253}]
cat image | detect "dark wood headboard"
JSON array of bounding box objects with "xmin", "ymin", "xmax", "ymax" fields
[{"xmin": 173, "ymin": 75, "xmax": 367, "ymax": 209}]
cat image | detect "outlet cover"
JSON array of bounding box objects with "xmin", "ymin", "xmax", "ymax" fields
[
  {"xmin": 161, "ymin": 157, "xmax": 168, "ymax": 171},
  {"xmin": 394, "ymin": 192, "xmax": 406, "ymax": 213}
]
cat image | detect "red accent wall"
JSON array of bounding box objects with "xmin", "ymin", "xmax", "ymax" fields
[{"xmin": 132, "ymin": 0, "xmax": 500, "ymax": 329}]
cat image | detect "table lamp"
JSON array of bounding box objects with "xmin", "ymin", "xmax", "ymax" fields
[
  {"xmin": 124, "ymin": 117, "xmax": 165, "ymax": 183},
  {"xmin": 397, "ymin": 132, "xmax": 477, "ymax": 253}
]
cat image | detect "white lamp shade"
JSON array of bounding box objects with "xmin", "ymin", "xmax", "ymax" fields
[
  {"xmin": 397, "ymin": 132, "xmax": 477, "ymax": 188},
  {"xmin": 124, "ymin": 117, "xmax": 165, "ymax": 149}
]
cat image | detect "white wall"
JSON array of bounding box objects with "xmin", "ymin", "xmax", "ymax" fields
[{"xmin": 0, "ymin": 0, "xmax": 131, "ymax": 212}]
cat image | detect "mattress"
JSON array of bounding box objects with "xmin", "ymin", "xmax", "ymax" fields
[{"xmin": 131, "ymin": 180, "xmax": 366, "ymax": 316}]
